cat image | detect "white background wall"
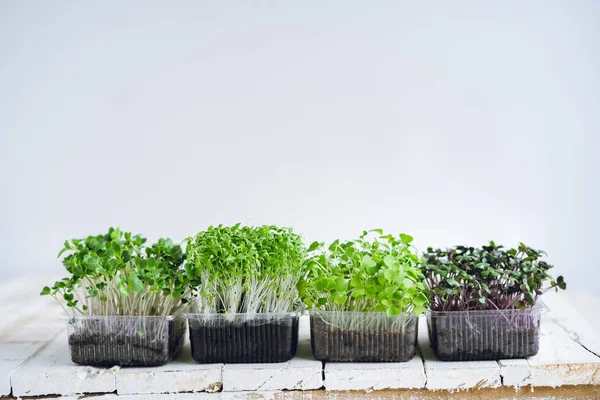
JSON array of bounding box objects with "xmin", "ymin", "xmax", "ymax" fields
[{"xmin": 1, "ymin": 1, "xmax": 598, "ymax": 292}]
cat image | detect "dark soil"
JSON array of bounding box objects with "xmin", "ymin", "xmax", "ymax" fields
[
  {"xmin": 310, "ymin": 315, "xmax": 418, "ymax": 362},
  {"xmin": 188, "ymin": 317, "xmax": 299, "ymax": 363},
  {"xmin": 428, "ymin": 313, "xmax": 540, "ymax": 361},
  {"xmin": 68, "ymin": 318, "xmax": 186, "ymax": 367}
]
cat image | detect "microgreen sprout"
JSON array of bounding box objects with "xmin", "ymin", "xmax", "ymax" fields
[
  {"xmin": 421, "ymin": 241, "xmax": 566, "ymax": 312},
  {"xmin": 184, "ymin": 224, "xmax": 306, "ymax": 314},
  {"xmin": 41, "ymin": 227, "xmax": 190, "ymax": 317},
  {"xmin": 299, "ymin": 230, "xmax": 429, "ymax": 320}
]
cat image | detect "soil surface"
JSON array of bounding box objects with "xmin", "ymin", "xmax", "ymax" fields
[
  {"xmin": 428, "ymin": 314, "xmax": 540, "ymax": 361},
  {"xmin": 310, "ymin": 316, "xmax": 418, "ymax": 362},
  {"xmin": 188, "ymin": 317, "xmax": 299, "ymax": 363},
  {"xmin": 68, "ymin": 318, "xmax": 185, "ymax": 367}
]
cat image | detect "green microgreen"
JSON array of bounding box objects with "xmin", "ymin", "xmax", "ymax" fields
[
  {"xmin": 41, "ymin": 227, "xmax": 189, "ymax": 317},
  {"xmin": 421, "ymin": 241, "xmax": 566, "ymax": 312},
  {"xmin": 299, "ymin": 230, "xmax": 429, "ymax": 317},
  {"xmin": 184, "ymin": 224, "xmax": 306, "ymax": 314}
]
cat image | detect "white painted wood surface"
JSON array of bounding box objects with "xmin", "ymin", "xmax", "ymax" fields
[
  {"xmin": 417, "ymin": 317, "xmax": 502, "ymax": 390},
  {"xmin": 10, "ymin": 333, "xmax": 118, "ymax": 397},
  {"xmin": 0, "ymin": 279, "xmax": 65, "ymax": 396},
  {"xmin": 115, "ymin": 344, "xmax": 223, "ymax": 395},
  {"xmin": 498, "ymin": 359, "xmax": 530, "ymax": 387},
  {"xmin": 324, "ymin": 357, "xmax": 426, "ymax": 391},
  {"xmin": 1, "ymin": 279, "xmax": 599, "ymax": 398},
  {"xmin": 220, "ymin": 320, "xmax": 322, "ymax": 391}
]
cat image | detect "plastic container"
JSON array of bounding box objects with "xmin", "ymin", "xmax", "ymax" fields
[
  {"xmin": 185, "ymin": 312, "xmax": 300, "ymax": 363},
  {"xmin": 309, "ymin": 311, "xmax": 418, "ymax": 362},
  {"xmin": 426, "ymin": 303, "xmax": 546, "ymax": 361},
  {"xmin": 67, "ymin": 315, "xmax": 186, "ymax": 367}
]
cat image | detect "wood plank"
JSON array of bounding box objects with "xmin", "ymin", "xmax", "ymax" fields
[
  {"xmin": 10, "ymin": 333, "xmax": 117, "ymax": 397},
  {"xmin": 322, "ymin": 313, "xmax": 425, "ymax": 391},
  {"xmin": 0, "ymin": 318, "xmax": 65, "ymax": 396},
  {"xmin": 498, "ymin": 359, "xmax": 530, "ymax": 387},
  {"xmin": 0, "ymin": 359, "xmax": 23, "ymax": 396},
  {"xmin": 418, "ymin": 317, "xmax": 501, "ymax": 390},
  {"xmin": 324, "ymin": 356, "xmax": 426, "ymax": 391},
  {"xmin": 527, "ymin": 318, "xmax": 600, "ymax": 387},
  {"xmin": 543, "ymin": 292, "xmax": 600, "ymax": 357},
  {"xmin": 221, "ymin": 316, "xmax": 322, "ymax": 391},
  {"xmin": 116, "ymin": 343, "xmax": 222, "ymax": 395},
  {"xmin": 0, "ymin": 297, "xmax": 63, "ymax": 397}
]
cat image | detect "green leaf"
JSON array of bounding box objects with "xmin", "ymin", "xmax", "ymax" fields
[
  {"xmin": 335, "ymin": 277, "xmax": 349, "ymax": 292},
  {"xmin": 558, "ymin": 281, "xmax": 567, "ymax": 290},
  {"xmin": 40, "ymin": 286, "xmax": 51, "ymax": 296},
  {"xmin": 328, "ymin": 239, "xmax": 340, "ymax": 252},
  {"xmin": 57, "ymin": 241, "xmax": 72, "ymax": 258},
  {"xmin": 413, "ymin": 293, "xmax": 428, "ymax": 306},
  {"xmin": 383, "ymin": 255, "xmax": 397, "ymax": 267},
  {"xmin": 307, "ymin": 241, "xmax": 321, "ymax": 253},
  {"xmin": 412, "ymin": 305, "xmax": 426, "ymax": 315},
  {"xmin": 365, "ymin": 265, "xmax": 378, "ymax": 275},
  {"xmin": 361, "ymin": 255, "xmax": 377, "ymax": 269},
  {"xmin": 399, "ymin": 233, "xmax": 413, "ymax": 244},
  {"xmin": 315, "ymin": 278, "xmax": 334, "ymax": 292},
  {"xmin": 128, "ymin": 274, "xmax": 144, "ymax": 294},
  {"xmin": 447, "ymin": 278, "xmax": 460, "ymax": 287},
  {"xmin": 386, "ymin": 305, "xmax": 400, "ymax": 316},
  {"xmin": 333, "ymin": 293, "xmax": 347, "ymax": 305},
  {"xmin": 383, "ymin": 269, "xmax": 395, "ymax": 281}
]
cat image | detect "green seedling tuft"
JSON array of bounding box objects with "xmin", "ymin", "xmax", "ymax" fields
[
  {"xmin": 41, "ymin": 227, "xmax": 189, "ymax": 317},
  {"xmin": 185, "ymin": 224, "xmax": 306, "ymax": 314},
  {"xmin": 300, "ymin": 230, "xmax": 429, "ymax": 317}
]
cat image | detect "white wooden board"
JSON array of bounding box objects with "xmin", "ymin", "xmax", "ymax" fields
[
  {"xmin": 417, "ymin": 317, "xmax": 501, "ymax": 390},
  {"xmin": 10, "ymin": 332, "xmax": 118, "ymax": 397},
  {"xmin": 221, "ymin": 317, "xmax": 322, "ymax": 391},
  {"xmin": 115, "ymin": 343, "xmax": 223, "ymax": 395},
  {"xmin": 0, "ymin": 278, "xmax": 65, "ymax": 396},
  {"xmin": 527, "ymin": 318, "xmax": 600, "ymax": 386},
  {"xmin": 324, "ymin": 357, "xmax": 426, "ymax": 391}
]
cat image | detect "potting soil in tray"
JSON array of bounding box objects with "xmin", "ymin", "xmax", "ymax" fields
[
  {"xmin": 427, "ymin": 313, "xmax": 541, "ymax": 361},
  {"xmin": 310, "ymin": 313, "xmax": 418, "ymax": 362},
  {"xmin": 68, "ymin": 318, "xmax": 186, "ymax": 367},
  {"xmin": 188, "ymin": 316, "xmax": 299, "ymax": 363}
]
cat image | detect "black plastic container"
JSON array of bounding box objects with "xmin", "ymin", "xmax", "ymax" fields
[
  {"xmin": 185, "ymin": 312, "xmax": 300, "ymax": 363},
  {"xmin": 426, "ymin": 303, "xmax": 545, "ymax": 361},
  {"xmin": 310, "ymin": 311, "xmax": 418, "ymax": 362},
  {"xmin": 67, "ymin": 315, "xmax": 186, "ymax": 367}
]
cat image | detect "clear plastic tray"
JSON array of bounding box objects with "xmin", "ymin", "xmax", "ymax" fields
[
  {"xmin": 426, "ymin": 303, "xmax": 547, "ymax": 361},
  {"xmin": 185, "ymin": 312, "xmax": 300, "ymax": 363},
  {"xmin": 67, "ymin": 315, "xmax": 186, "ymax": 367},
  {"xmin": 309, "ymin": 311, "xmax": 418, "ymax": 362}
]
